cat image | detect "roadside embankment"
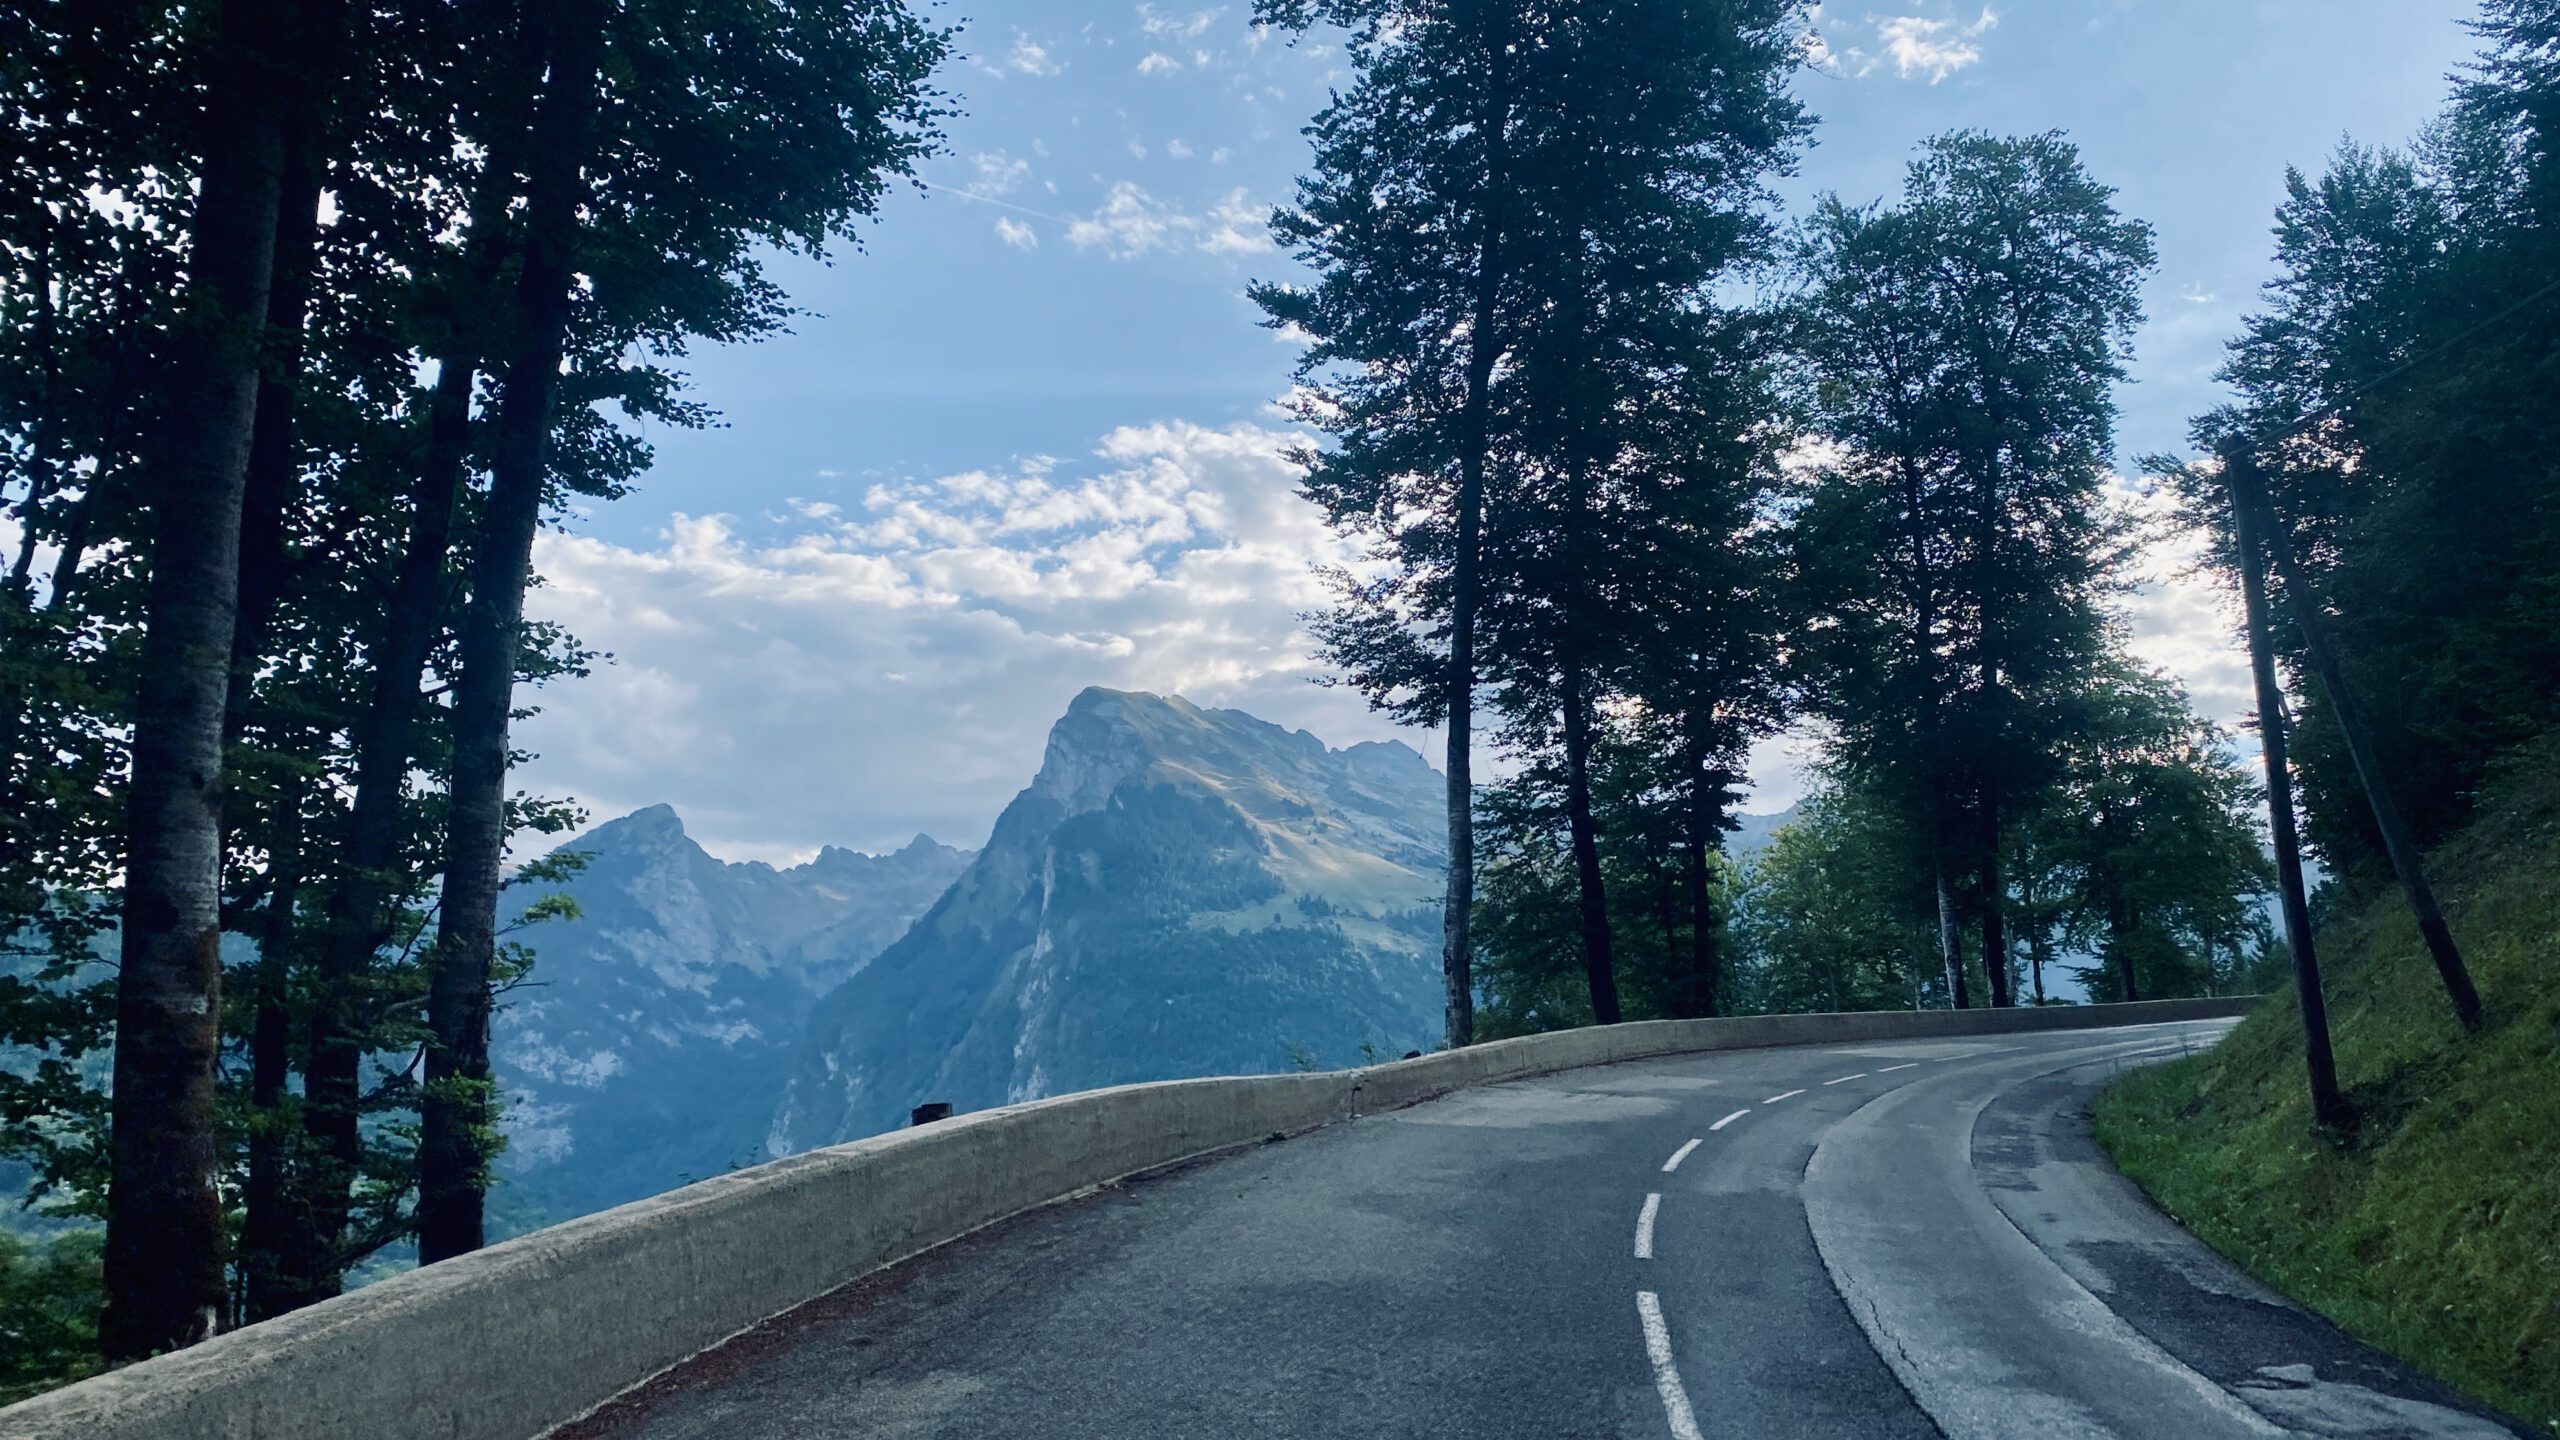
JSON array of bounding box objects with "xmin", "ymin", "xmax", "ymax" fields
[
  {"xmin": 2097, "ymin": 744, "xmax": 2560, "ymax": 1433},
  {"xmin": 2, "ymin": 996, "xmax": 2246, "ymax": 1440}
]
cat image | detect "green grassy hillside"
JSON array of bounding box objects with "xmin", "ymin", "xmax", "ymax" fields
[{"xmin": 2095, "ymin": 739, "xmax": 2560, "ymax": 1432}]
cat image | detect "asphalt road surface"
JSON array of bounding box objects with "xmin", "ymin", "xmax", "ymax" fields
[{"xmin": 569, "ymin": 1020, "xmax": 2526, "ymax": 1439}]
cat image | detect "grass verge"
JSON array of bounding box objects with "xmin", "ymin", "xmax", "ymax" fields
[{"xmin": 2093, "ymin": 738, "xmax": 2560, "ymax": 1434}]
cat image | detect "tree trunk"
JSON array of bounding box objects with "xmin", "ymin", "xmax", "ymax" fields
[
  {"xmin": 1442, "ymin": 483, "xmax": 1481, "ymax": 1049},
  {"xmin": 2109, "ymin": 892, "xmax": 2141, "ymax": 1003},
  {"xmin": 1902, "ymin": 451, "xmax": 1967, "ymax": 1012},
  {"xmin": 1977, "ymin": 785, "xmax": 2012, "ymax": 1007},
  {"xmin": 1559, "ymin": 651, "xmax": 1621, "ymax": 1025},
  {"xmin": 289, "ymin": 16, "xmax": 542, "ymax": 1303},
  {"xmin": 286, "ymin": 355, "xmax": 477, "ymax": 1305},
  {"xmin": 2231, "ymin": 460, "xmax": 2348, "ymax": 1130},
  {"xmin": 1964, "ymin": 404, "xmax": 2015, "ymax": 1010},
  {"xmin": 2231, "ymin": 462, "xmax": 2484, "ymax": 1034},
  {"xmin": 238, "ymin": 771, "xmax": 305, "ymax": 1324},
  {"xmin": 228, "ymin": 134, "xmax": 326, "ymax": 1325},
  {"xmin": 2016, "ymin": 867, "xmax": 2053, "ymax": 1006},
  {"xmin": 418, "ymin": 0, "xmax": 607, "ymax": 1263},
  {"xmin": 1435, "ymin": 6, "xmax": 1515, "ymax": 1052},
  {"xmin": 103, "ymin": 0, "xmax": 297, "ymax": 1362},
  {"xmin": 1933, "ymin": 849, "xmax": 1970, "ymax": 1009},
  {"xmin": 1684, "ymin": 759, "xmax": 1720, "ymax": 1019},
  {"xmin": 2027, "ymin": 913, "xmax": 2051, "ymax": 1006},
  {"xmin": 228, "ymin": 158, "xmax": 324, "ymax": 691}
]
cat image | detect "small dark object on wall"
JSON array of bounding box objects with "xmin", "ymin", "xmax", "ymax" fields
[{"xmin": 910, "ymin": 1102, "xmax": 953, "ymax": 1126}]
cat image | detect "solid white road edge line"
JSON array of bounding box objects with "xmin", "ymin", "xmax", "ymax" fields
[
  {"xmin": 1636, "ymin": 1291, "xmax": 1706, "ymax": 1440},
  {"xmin": 1710, "ymin": 1109, "xmax": 1749, "ymax": 1131},
  {"xmin": 1763, "ymin": 1088, "xmax": 1805, "ymax": 1103},
  {"xmin": 1635, "ymin": 1193, "xmax": 1662, "ymax": 1259},
  {"xmin": 1661, "ymin": 1139, "xmax": 1703, "ymax": 1173},
  {"xmin": 1823, "ymin": 1073, "xmax": 1868, "ymax": 1085}
]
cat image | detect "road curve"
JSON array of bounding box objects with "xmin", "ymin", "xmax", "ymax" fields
[{"xmin": 567, "ymin": 1020, "xmax": 2526, "ymax": 1440}]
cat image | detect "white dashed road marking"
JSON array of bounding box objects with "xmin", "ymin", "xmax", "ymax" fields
[
  {"xmin": 1877, "ymin": 1063, "xmax": 1919, "ymax": 1073},
  {"xmin": 1635, "ymin": 1193, "xmax": 1662, "ymax": 1258},
  {"xmin": 1636, "ymin": 1292, "xmax": 1705, "ymax": 1440},
  {"xmin": 1823, "ymin": 1073, "xmax": 1867, "ymax": 1085},
  {"xmin": 1710, "ymin": 1109, "xmax": 1749, "ymax": 1131},
  {"xmin": 1661, "ymin": 1139, "xmax": 1702, "ymax": 1173},
  {"xmin": 1763, "ymin": 1088, "xmax": 1805, "ymax": 1103}
]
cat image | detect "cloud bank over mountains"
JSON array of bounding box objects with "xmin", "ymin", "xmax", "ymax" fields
[{"xmin": 518, "ymin": 420, "xmax": 1409, "ymax": 865}]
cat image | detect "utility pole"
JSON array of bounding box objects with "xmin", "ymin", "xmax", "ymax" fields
[
  {"xmin": 2226, "ymin": 449, "xmax": 2350, "ymax": 1133},
  {"xmin": 2225, "ymin": 452, "xmax": 2485, "ymax": 1035}
]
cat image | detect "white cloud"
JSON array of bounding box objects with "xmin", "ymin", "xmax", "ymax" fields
[
  {"xmin": 1875, "ymin": 7, "xmax": 1998, "ymax": 83},
  {"xmin": 517, "ymin": 422, "xmax": 1406, "ymax": 862},
  {"xmin": 994, "ymin": 217, "xmax": 1039, "ymax": 250},
  {"xmin": 967, "ymin": 150, "xmax": 1030, "ymax": 197},
  {"xmin": 1137, "ymin": 50, "xmax": 1183, "ymax": 75},
  {"xmin": 1199, "ymin": 188, "xmax": 1272, "ymax": 255},
  {"xmin": 1066, "ymin": 181, "xmax": 1188, "ymax": 257},
  {"xmin": 1063, "ymin": 182, "xmax": 1271, "ymax": 260},
  {"xmin": 2112, "ymin": 476, "xmax": 2253, "ymax": 733},
  {"xmin": 1166, "ymin": 138, "xmax": 1195, "ymax": 159},
  {"xmin": 1007, "ymin": 32, "xmax": 1062, "ymax": 76},
  {"xmin": 1138, "ymin": 4, "xmax": 1222, "ymax": 39}
]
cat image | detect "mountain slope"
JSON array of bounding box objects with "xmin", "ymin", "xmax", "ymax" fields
[
  {"xmin": 493, "ymin": 807, "xmax": 969, "ymax": 1230},
  {"xmin": 768, "ymin": 688, "xmax": 1448, "ymax": 1151}
]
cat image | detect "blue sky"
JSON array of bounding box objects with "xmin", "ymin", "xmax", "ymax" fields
[{"xmin": 522, "ymin": 0, "xmax": 2485, "ymax": 863}]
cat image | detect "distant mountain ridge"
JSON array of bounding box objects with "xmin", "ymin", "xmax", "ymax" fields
[
  {"xmin": 488, "ymin": 697, "xmax": 1802, "ymax": 1225},
  {"xmin": 767, "ymin": 687, "xmax": 1450, "ymax": 1152},
  {"xmin": 1725, "ymin": 804, "xmax": 1795, "ymax": 860},
  {"xmin": 491, "ymin": 807, "xmax": 970, "ymax": 1230}
]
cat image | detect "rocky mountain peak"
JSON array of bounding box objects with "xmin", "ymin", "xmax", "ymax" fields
[
  {"xmin": 770, "ymin": 690, "xmax": 1451, "ymax": 1153},
  {"xmin": 583, "ymin": 801, "xmax": 693, "ymax": 855},
  {"xmin": 489, "ymin": 806, "xmax": 971, "ymax": 1232}
]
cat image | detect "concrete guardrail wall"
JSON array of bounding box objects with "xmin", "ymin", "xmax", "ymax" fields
[{"xmin": 0, "ymin": 996, "xmax": 2252, "ymax": 1440}]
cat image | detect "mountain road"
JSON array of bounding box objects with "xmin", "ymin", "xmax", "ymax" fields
[{"xmin": 565, "ymin": 1019, "xmax": 2524, "ymax": 1440}]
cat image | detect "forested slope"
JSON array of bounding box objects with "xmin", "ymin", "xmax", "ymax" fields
[{"xmin": 2096, "ymin": 737, "xmax": 2560, "ymax": 1430}]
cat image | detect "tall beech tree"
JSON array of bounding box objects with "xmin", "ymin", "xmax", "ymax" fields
[
  {"xmin": 417, "ymin": 0, "xmax": 954, "ymax": 1260},
  {"xmin": 1786, "ymin": 196, "xmax": 1977, "ymax": 1005},
  {"xmin": 1483, "ymin": 0, "xmax": 1805, "ymax": 1025},
  {"xmin": 1790, "ymin": 132, "xmax": 2153, "ymax": 1010},
  {"xmin": 1262, "ymin": 0, "xmax": 1804, "ymax": 1036},
  {"xmin": 286, "ymin": 0, "xmax": 548, "ymax": 1310},
  {"xmin": 1255, "ymin": 0, "xmax": 1556, "ymax": 1048},
  {"xmin": 102, "ymin": 0, "xmax": 339, "ymax": 1362},
  {"xmin": 416, "ymin": 0, "xmax": 612, "ymax": 1267}
]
